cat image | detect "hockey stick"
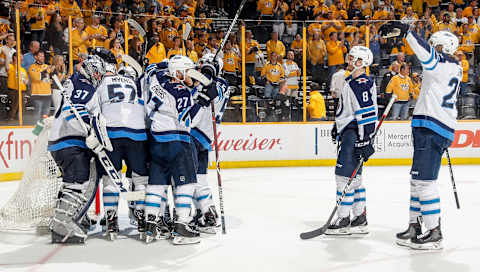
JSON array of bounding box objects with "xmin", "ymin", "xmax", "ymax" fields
[
  {"xmin": 300, "ymin": 94, "xmax": 397, "ymax": 240},
  {"xmin": 211, "ymin": 102, "xmax": 226, "ymax": 234},
  {"xmin": 52, "ymin": 75, "xmax": 145, "ymax": 202},
  {"xmin": 445, "ymin": 149, "xmax": 460, "ymax": 209},
  {"xmin": 210, "ymin": 0, "xmax": 248, "ymax": 235}
]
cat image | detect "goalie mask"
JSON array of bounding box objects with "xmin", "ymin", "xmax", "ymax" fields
[
  {"xmin": 428, "ymin": 31, "xmax": 458, "ymax": 55},
  {"xmin": 79, "ymin": 55, "xmax": 106, "ymax": 87},
  {"xmin": 349, "ymin": 46, "xmax": 373, "ymax": 72}
]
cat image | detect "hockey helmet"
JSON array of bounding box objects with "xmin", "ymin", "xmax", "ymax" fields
[
  {"xmin": 428, "ymin": 30, "xmax": 459, "ymax": 55},
  {"xmin": 349, "ymin": 46, "xmax": 373, "ymax": 70},
  {"xmin": 79, "ymin": 55, "xmax": 106, "ymax": 87},
  {"xmin": 118, "ymin": 65, "xmax": 138, "ymax": 80},
  {"xmin": 168, "ymin": 55, "xmax": 196, "ymax": 83}
]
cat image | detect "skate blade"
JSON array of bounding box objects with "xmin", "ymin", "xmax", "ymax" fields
[
  {"xmin": 396, "ymin": 239, "xmax": 412, "ymax": 247},
  {"xmin": 145, "ymin": 235, "xmax": 155, "ymax": 244},
  {"xmin": 139, "ymin": 232, "xmax": 146, "ymax": 240},
  {"xmin": 409, "ymin": 241, "xmax": 443, "ymax": 250},
  {"xmin": 172, "ymin": 236, "xmax": 200, "ymax": 245},
  {"xmin": 108, "ymin": 232, "xmax": 118, "ymax": 241},
  {"xmin": 349, "ymin": 226, "xmax": 369, "ymax": 235},
  {"xmin": 155, "ymin": 233, "xmax": 171, "ymax": 240},
  {"xmin": 198, "ymin": 227, "xmax": 217, "ymax": 235},
  {"xmin": 324, "ymin": 228, "xmax": 351, "ymax": 236}
]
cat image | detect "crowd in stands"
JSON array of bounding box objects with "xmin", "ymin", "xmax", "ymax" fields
[{"xmin": 0, "ymin": 0, "xmax": 479, "ymax": 124}]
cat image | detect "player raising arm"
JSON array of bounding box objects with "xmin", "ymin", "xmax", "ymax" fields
[{"xmin": 396, "ymin": 30, "xmax": 462, "ymax": 250}]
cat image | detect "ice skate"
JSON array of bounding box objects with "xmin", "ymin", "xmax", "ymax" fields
[
  {"xmin": 172, "ymin": 222, "xmax": 200, "ymax": 245},
  {"xmin": 197, "ymin": 206, "xmax": 219, "ymax": 234},
  {"xmin": 410, "ymin": 224, "xmax": 443, "ymax": 250},
  {"xmin": 134, "ymin": 210, "xmax": 146, "ymax": 240},
  {"xmin": 350, "ymin": 210, "xmax": 368, "ymax": 235},
  {"xmin": 396, "ymin": 222, "xmax": 422, "ymax": 247},
  {"xmin": 105, "ymin": 210, "xmax": 119, "ymax": 241},
  {"xmin": 145, "ymin": 214, "xmax": 158, "ymax": 244},
  {"xmin": 325, "ymin": 217, "xmax": 351, "ymax": 236}
]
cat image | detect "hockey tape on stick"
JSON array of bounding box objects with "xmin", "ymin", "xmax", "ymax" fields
[
  {"xmin": 127, "ymin": 18, "xmax": 146, "ymax": 37},
  {"xmin": 121, "ymin": 54, "xmax": 143, "ymax": 77},
  {"xmin": 187, "ymin": 69, "xmax": 212, "ymax": 86},
  {"xmin": 182, "ymin": 22, "xmax": 192, "ymax": 41}
]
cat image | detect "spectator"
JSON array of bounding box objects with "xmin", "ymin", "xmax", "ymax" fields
[
  {"xmin": 245, "ymin": 30, "xmax": 260, "ymax": 85},
  {"xmin": 223, "ymin": 41, "xmax": 240, "ymax": 86},
  {"xmin": 257, "ymin": 0, "xmax": 275, "ymax": 17},
  {"xmin": 194, "ymin": 31, "xmax": 208, "ymax": 58},
  {"xmin": 321, "ymin": 11, "xmax": 343, "ymax": 40},
  {"xmin": 71, "ymin": 18, "xmax": 89, "ymax": 64},
  {"xmin": 85, "ymin": 14, "xmax": 108, "ymax": 49},
  {"xmin": 411, "ymin": 72, "xmax": 421, "ymax": 106},
  {"xmin": 162, "ymin": 19, "xmax": 178, "ymax": 50},
  {"xmin": 462, "ymin": 0, "xmax": 477, "ymax": 18},
  {"xmin": 326, "ymin": 31, "xmax": 347, "ymax": 78},
  {"xmin": 29, "ymin": 51, "xmax": 52, "ymax": 121},
  {"xmin": 290, "ymin": 34, "xmax": 303, "ymax": 64},
  {"xmin": 380, "ymin": 61, "xmax": 400, "ymax": 106},
  {"xmin": 167, "ymin": 36, "xmax": 183, "ymax": 59},
  {"xmin": 266, "ymin": 32, "xmax": 286, "ymax": 61},
  {"xmin": 386, "ymin": 63, "xmax": 415, "ymax": 120},
  {"xmin": 45, "ymin": 13, "xmax": 67, "ymax": 55},
  {"xmin": 0, "ymin": 34, "xmax": 16, "ymax": 96},
  {"xmin": 434, "ymin": 12, "xmax": 457, "ymax": 32},
  {"xmin": 22, "ymin": 41, "xmax": 40, "ymax": 71},
  {"xmin": 7, "ymin": 53, "xmax": 28, "ymax": 121},
  {"xmin": 453, "ymin": 8, "xmax": 468, "ymax": 25},
  {"xmin": 203, "ymin": 36, "xmax": 223, "ymax": 59},
  {"xmin": 307, "ymin": 89, "xmax": 327, "ymax": 121},
  {"xmin": 458, "ymin": 23, "xmax": 475, "ymax": 60},
  {"xmin": 348, "ymin": 0, "xmax": 363, "ymax": 20},
  {"xmin": 308, "ymin": 15, "xmax": 323, "ymax": 38},
  {"xmin": 50, "ymin": 55, "xmax": 66, "ymax": 109},
  {"xmin": 307, "ymin": 32, "xmax": 327, "ymax": 84},
  {"xmin": 283, "ymin": 50, "xmax": 300, "ymax": 96},
  {"xmin": 272, "ymin": 0, "xmax": 287, "ymax": 39},
  {"xmin": 261, "ymin": 52, "xmax": 285, "ymax": 98},
  {"xmin": 27, "ymin": 0, "xmax": 47, "ymax": 44},
  {"xmin": 454, "ymin": 50, "xmax": 469, "ymax": 96},
  {"xmin": 401, "ymin": 6, "xmax": 419, "ymax": 25},
  {"xmin": 186, "ymin": 39, "xmax": 198, "ymax": 63},
  {"xmin": 145, "ymin": 32, "xmax": 166, "ymax": 64},
  {"xmin": 104, "ymin": 29, "xmax": 117, "ymax": 50},
  {"xmin": 128, "ymin": 37, "xmax": 144, "ymax": 65},
  {"xmin": 59, "ymin": 0, "xmax": 83, "ymax": 19},
  {"xmin": 110, "ymin": 38, "xmax": 124, "ymax": 67},
  {"xmin": 284, "ymin": 4, "xmax": 298, "ymax": 41}
]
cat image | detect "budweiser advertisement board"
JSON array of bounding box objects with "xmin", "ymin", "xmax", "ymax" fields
[{"xmin": 1, "ymin": 122, "xmax": 479, "ymax": 176}]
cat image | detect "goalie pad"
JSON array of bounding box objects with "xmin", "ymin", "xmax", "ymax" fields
[{"xmin": 87, "ymin": 113, "xmax": 113, "ymax": 152}]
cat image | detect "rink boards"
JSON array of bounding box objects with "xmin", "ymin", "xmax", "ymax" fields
[{"xmin": 1, "ymin": 121, "xmax": 479, "ymax": 181}]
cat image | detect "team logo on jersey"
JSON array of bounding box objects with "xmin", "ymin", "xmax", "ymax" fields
[{"xmin": 356, "ymin": 78, "xmax": 368, "ymax": 84}]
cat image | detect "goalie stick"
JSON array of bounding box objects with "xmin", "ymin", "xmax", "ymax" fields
[
  {"xmin": 52, "ymin": 75, "xmax": 145, "ymax": 202},
  {"xmin": 300, "ymin": 94, "xmax": 397, "ymax": 240}
]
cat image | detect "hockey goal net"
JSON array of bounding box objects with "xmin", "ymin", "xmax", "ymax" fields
[{"xmin": 0, "ymin": 118, "xmax": 98, "ymax": 233}]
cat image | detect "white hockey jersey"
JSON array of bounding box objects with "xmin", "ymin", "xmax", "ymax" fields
[
  {"xmin": 144, "ymin": 68, "xmax": 202, "ymax": 143},
  {"xmin": 48, "ymin": 73, "xmax": 99, "ymax": 151},
  {"xmin": 335, "ymin": 73, "xmax": 378, "ymax": 141},
  {"xmin": 191, "ymin": 77, "xmax": 230, "ymax": 151},
  {"xmin": 406, "ymin": 31, "xmax": 462, "ymax": 141},
  {"xmin": 93, "ymin": 75, "xmax": 147, "ymax": 141}
]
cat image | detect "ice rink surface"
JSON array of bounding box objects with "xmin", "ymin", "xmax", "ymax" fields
[{"xmin": 0, "ymin": 165, "xmax": 479, "ymax": 272}]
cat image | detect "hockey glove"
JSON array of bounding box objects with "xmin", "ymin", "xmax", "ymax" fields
[
  {"xmin": 86, "ymin": 131, "xmax": 103, "ymax": 154},
  {"xmin": 197, "ymin": 82, "xmax": 218, "ymax": 107},
  {"xmin": 201, "ymin": 60, "xmax": 221, "ymax": 81},
  {"xmin": 354, "ymin": 139, "xmax": 375, "ymax": 162},
  {"xmin": 331, "ymin": 124, "xmax": 338, "ymax": 144}
]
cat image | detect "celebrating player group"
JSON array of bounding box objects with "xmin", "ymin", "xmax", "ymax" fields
[
  {"xmin": 301, "ymin": 26, "xmax": 462, "ymax": 251},
  {"xmin": 47, "ymin": 47, "xmax": 230, "ymax": 245}
]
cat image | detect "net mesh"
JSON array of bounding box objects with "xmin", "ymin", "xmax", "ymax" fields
[{"xmin": 0, "ymin": 118, "xmax": 62, "ymax": 232}]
